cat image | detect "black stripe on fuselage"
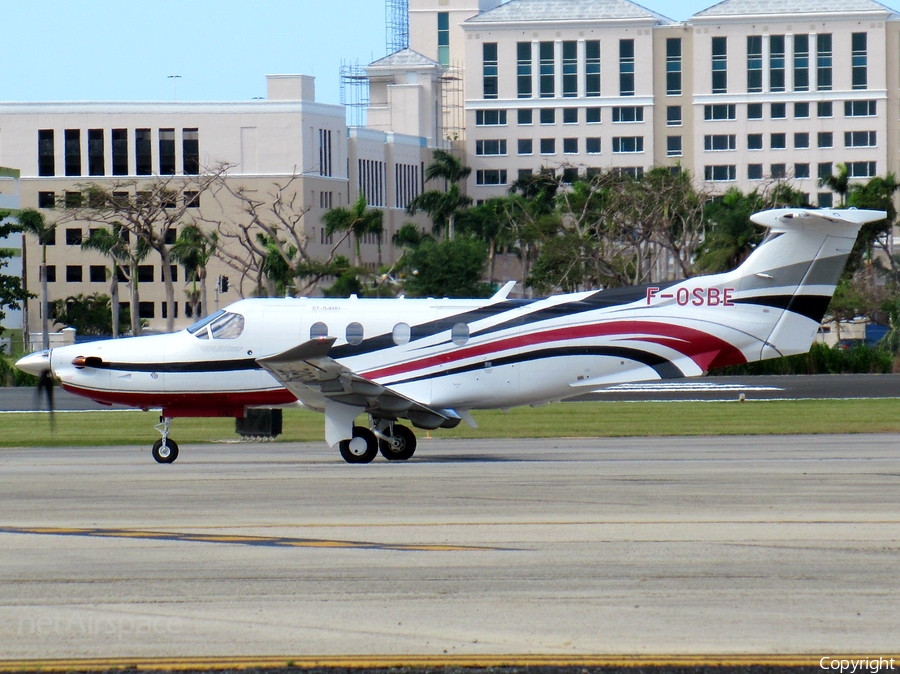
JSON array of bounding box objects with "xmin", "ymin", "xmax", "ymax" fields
[
  {"xmin": 383, "ymin": 345, "xmax": 684, "ymax": 387},
  {"xmin": 733, "ymin": 294, "xmax": 833, "ymax": 323},
  {"xmin": 83, "ymin": 358, "xmax": 261, "ymax": 374}
]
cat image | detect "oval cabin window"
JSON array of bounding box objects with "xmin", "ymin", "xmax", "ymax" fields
[
  {"xmin": 310, "ymin": 322, "xmax": 328, "ymax": 340},
  {"xmin": 392, "ymin": 322, "xmax": 411, "ymax": 346},
  {"xmin": 345, "ymin": 322, "xmax": 364, "ymax": 346},
  {"xmin": 451, "ymin": 322, "xmax": 470, "ymax": 346}
]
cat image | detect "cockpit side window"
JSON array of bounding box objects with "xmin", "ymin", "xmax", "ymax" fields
[
  {"xmin": 187, "ymin": 309, "xmax": 225, "ymax": 336},
  {"xmin": 209, "ymin": 312, "xmax": 245, "ymax": 339}
]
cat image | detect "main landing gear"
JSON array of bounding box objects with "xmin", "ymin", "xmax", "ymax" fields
[
  {"xmin": 152, "ymin": 416, "xmax": 179, "ymax": 464},
  {"xmin": 336, "ymin": 420, "xmax": 418, "ymax": 464}
]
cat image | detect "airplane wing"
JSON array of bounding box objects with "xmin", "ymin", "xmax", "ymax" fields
[{"xmin": 256, "ymin": 338, "xmax": 461, "ymax": 430}]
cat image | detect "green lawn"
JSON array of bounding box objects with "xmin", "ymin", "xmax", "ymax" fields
[{"xmin": 2, "ymin": 398, "xmax": 900, "ymax": 447}]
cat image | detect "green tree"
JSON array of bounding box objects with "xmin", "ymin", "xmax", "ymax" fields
[
  {"xmin": 82, "ymin": 224, "xmax": 149, "ymax": 337},
  {"xmin": 407, "ymin": 149, "xmax": 472, "ymax": 239},
  {"xmin": 401, "ymin": 237, "xmax": 491, "ymax": 298},
  {"xmin": 16, "ymin": 208, "xmax": 56, "ymax": 349},
  {"xmin": 457, "ymin": 197, "xmax": 519, "ymax": 284},
  {"xmin": 170, "ymin": 224, "xmax": 217, "ymax": 319},
  {"xmin": 52, "ymin": 293, "xmax": 130, "ymax": 336},
  {"xmin": 0, "ymin": 211, "xmax": 31, "ymax": 345},
  {"xmin": 322, "ymin": 194, "xmax": 384, "ymax": 267}
]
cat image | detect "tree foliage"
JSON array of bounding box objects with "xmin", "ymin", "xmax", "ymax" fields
[
  {"xmin": 52, "ymin": 293, "xmax": 131, "ymax": 336},
  {"xmin": 0, "ymin": 211, "xmax": 30, "ymax": 338},
  {"xmin": 401, "ymin": 237, "xmax": 492, "ymax": 298}
]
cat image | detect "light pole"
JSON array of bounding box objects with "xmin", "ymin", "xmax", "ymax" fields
[{"xmin": 167, "ymin": 75, "xmax": 182, "ymax": 101}]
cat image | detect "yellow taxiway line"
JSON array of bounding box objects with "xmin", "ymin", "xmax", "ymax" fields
[{"xmin": 2, "ymin": 654, "xmax": 899, "ymax": 671}]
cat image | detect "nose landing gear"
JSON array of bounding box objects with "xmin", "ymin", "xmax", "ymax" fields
[{"xmin": 152, "ymin": 417, "xmax": 179, "ymax": 463}]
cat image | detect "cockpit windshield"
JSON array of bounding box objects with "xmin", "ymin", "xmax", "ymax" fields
[{"xmin": 187, "ymin": 310, "xmax": 245, "ymax": 340}]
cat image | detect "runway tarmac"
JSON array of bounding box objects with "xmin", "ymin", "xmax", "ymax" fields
[{"xmin": 1, "ymin": 437, "xmax": 899, "ymax": 659}]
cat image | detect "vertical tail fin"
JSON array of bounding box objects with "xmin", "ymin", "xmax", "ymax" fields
[{"xmin": 729, "ymin": 208, "xmax": 884, "ymax": 359}]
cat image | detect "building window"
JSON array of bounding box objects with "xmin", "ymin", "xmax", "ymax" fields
[
  {"xmin": 159, "ymin": 128, "xmax": 176, "ymax": 175},
  {"xmin": 539, "ymin": 108, "xmax": 555, "ymax": 124},
  {"xmin": 586, "ymin": 107, "xmax": 601, "ymax": 123},
  {"xmin": 615, "ymin": 167, "xmax": 643, "ymax": 178},
  {"xmin": 358, "ymin": 159, "xmax": 386, "ymax": 206},
  {"xmin": 518, "ymin": 139, "xmax": 533, "ymax": 155},
  {"xmin": 318, "ymin": 129, "xmax": 333, "ymax": 177},
  {"xmin": 794, "ymin": 34, "xmax": 809, "ymax": 91},
  {"xmin": 816, "ymin": 33, "xmax": 832, "ymax": 91},
  {"xmin": 817, "ymin": 132, "xmax": 833, "ymax": 148},
  {"xmin": 517, "ymin": 42, "xmax": 532, "ymax": 98},
  {"xmin": 66, "ymin": 265, "xmax": 83, "ymax": 283},
  {"xmin": 38, "ymin": 129, "xmax": 55, "ymax": 177},
  {"xmin": 666, "ymin": 38, "xmax": 682, "ymax": 96},
  {"xmin": 704, "ymin": 104, "xmax": 736, "ymax": 120},
  {"xmin": 711, "ymin": 36, "xmax": 727, "ymax": 93},
  {"xmin": 586, "ymin": 137, "xmax": 601, "ymax": 154},
  {"xmin": 747, "ymin": 103, "xmax": 763, "ymax": 119},
  {"xmin": 748, "ymin": 134, "xmax": 763, "ymax": 150},
  {"xmin": 845, "ymin": 100, "xmax": 876, "ymax": 117},
  {"xmin": 87, "ymin": 129, "xmax": 104, "ymax": 176},
  {"xmin": 64, "ymin": 129, "xmax": 81, "ymax": 177},
  {"xmin": 666, "ymin": 136, "xmax": 682, "ymax": 157},
  {"xmin": 771, "ymin": 133, "xmax": 786, "ymax": 149},
  {"xmin": 747, "ymin": 35, "xmax": 762, "ymax": 93},
  {"xmin": 771, "ymin": 163, "xmax": 787, "ymax": 178},
  {"xmin": 612, "ymin": 136, "xmax": 643, "ymax": 153},
  {"xmin": 539, "ymin": 41, "xmax": 554, "ymax": 98},
  {"xmin": 518, "ymin": 169, "xmax": 533, "ymax": 180},
  {"xmin": 65, "ymin": 191, "xmax": 83, "ymax": 208},
  {"xmin": 852, "ymin": 32, "xmax": 867, "ymax": 90},
  {"xmin": 45, "ymin": 266, "xmax": 56, "ymax": 282},
  {"xmin": 770, "ymin": 35, "xmax": 785, "ymax": 92},
  {"xmin": 705, "ymin": 134, "xmax": 736, "ymax": 151},
  {"xmin": 771, "ymin": 102, "xmax": 786, "ymax": 119},
  {"xmin": 705, "ymin": 165, "xmax": 736, "ymax": 181},
  {"xmin": 139, "ymin": 302, "xmax": 155, "ymax": 319},
  {"xmin": 483, "ymin": 43, "xmax": 498, "ymax": 99},
  {"xmin": 561, "ymin": 168, "xmax": 579, "ymax": 184},
  {"xmin": 794, "ymin": 132, "xmax": 810, "ymax": 149},
  {"xmin": 795, "ymin": 163, "xmax": 810, "ymax": 178},
  {"xmin": 137, "ymin": 265, "xmax": 154, "ymax": 283},
  {"xmin": 666, "ymin": 106, "xmax": 681, "ymax": 126},
  {"xmin": 540, "ymin": 138, "xmax": 555, "ymax": 154},
  {"xmin": 563, "ymin": 108, "xmax": 578, "ymax": 124},
  {"xmin": 135, "ymin": 129, "xmax": 152, "ymax": 175},
  {"xmin": 112, "ymin": 129, "xmax": 128, "ymax": 176},
  {"xmin": 818, "ymin": 162, "xmax": 833, "ymax": 179},
  {"xmin": 38, "ymin": 192, "xmax": 55, "ymax": 209},
  {"xmin": 475, "ymin": 169, "xmax": 507, "ymax": 185},
  {"xmin": 794, "ymin": 102, "xmax": 810, "ymax": 118},
  {"xmin": 518, "ymin": 109, "xmax": 533, "ymax": 125},
  {"xmin": 65, "ymin": 228, "xmax": 82, "ymax": 245},
  {"xmin": 475, "ymin": 139, "xmax": 507, "ymax": 155},
  {"xmin": 818, "ymin": 192, "xmax": 833, "ymax": 208},
  {"xmin": 437, "ymin": 12, "xmax": 450, "ymax": 66},
  {"xmin": 563, "ymin": 137, "xmax": 578, "ymax": 154},
  {"xmin": 476, "ymin": 110, "xmax": 507, "ymax": 126},
  {"xmin": 562, "ymin": 41, "xmax": 577, "ymax": 97},
  {"xmin": 184, "ymin": 191, "xmax": 200, "ymax": 208},
  {"xmin": 183, "ymin": 128, "xmax": 199, "ymax": 175},
  {"xmin": 394, "ymin": 164, "xmax": 420, "ymax": 209},
  {"xmin": 620, "ymin": 39, "xmax": 635, "ymax": 96},
  {"xmin": 89, "ymin": 265, "xmax": 106, "ymax": 283},
  {"xmin": 748, "ymin": 164, "xmax": 763, "ymax": 180},
  {"xmin": 586, "ymin": 40, "xmax": 601, "ymax": 97},
  {"xmin": 845, "ymin": 131, "xmax": 876, "ymax": 147},
  {"xmin": 612, "ymin": 106, "xmax": 643, "ymax": 123},
  {"xmin": 848, "ymin": 161, "xmax": 876, "ymax": 178}
]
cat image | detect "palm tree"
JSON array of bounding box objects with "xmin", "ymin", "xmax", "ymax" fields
[
  {"xmin": 407, "ymin": 150, "xmax": 472, "ymax": 240},
  {"xmin": 82, "ymin": 224, "xmax": 149, "ymax": 336},
  {"xmin": 818, "ymin": 163, "xmax": 850, "ymax": 206},
  {"xmin": 171, "ymin": 225, "xmax": 217, "ymax": 319},
  {"xmin": 322, "ymin": 194, "xmax": 384, "ymax": 267},
  {"xmin": 16, "ymin": 209, "xmax": 57, "ymax": 350}
]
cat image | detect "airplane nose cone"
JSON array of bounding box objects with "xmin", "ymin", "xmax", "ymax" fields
[{"xmin": 15, "ymin": 350, "xmax": 51, "ymax": 377}]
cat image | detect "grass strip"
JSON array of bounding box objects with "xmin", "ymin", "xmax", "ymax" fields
[{"xmin": 1, "ymin": 398, "xmax": 899, "ymax": 447}]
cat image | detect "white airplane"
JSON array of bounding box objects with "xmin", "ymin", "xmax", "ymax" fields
[{"xmin": 16, "ymin": 208, "xmax": 884, "ymax": 464}]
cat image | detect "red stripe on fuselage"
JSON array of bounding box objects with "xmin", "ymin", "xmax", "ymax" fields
[
  {"xmin": 362, "ymin": 320, "xmax": 746, "ymax": 381},
  {"xmin": 60, "ymin": 383, "xmax": 297, "ymax": 416}
]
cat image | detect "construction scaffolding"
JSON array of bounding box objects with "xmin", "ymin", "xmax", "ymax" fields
[
  {"xmin": 441, "ymin": 63, "xmax": 465, "ymax": 148},
  {"xmin": 386, "ymin": 0, "xmax": 410, "ymax": 54},
  {"xmin": 339, "ymin": 60, "xmax": 370, "ymax": 128}
]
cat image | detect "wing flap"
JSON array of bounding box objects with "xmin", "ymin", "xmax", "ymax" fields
[{"xmin": 256, "ymin": 338, "xmax": 460, "ymax": 429}]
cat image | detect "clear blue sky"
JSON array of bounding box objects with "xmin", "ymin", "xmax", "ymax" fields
[{"xmin": 5, "ymin": 0, "xmax": 900, "ymax": 105}]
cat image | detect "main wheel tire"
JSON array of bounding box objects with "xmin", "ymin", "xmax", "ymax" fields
[
  {"xmin": 379, "ymin": 424, "xmax": 417, "ymax": 461},
  {"xmin": 339, "ymin": 426, "xmax": 378, "ymax": 464},
  {"xmin": 151, "ymin": 438, "xmax": 179, "ymax": 464}
]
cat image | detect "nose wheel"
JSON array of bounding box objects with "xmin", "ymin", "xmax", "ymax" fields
[
  {"xmin": 339, "ymin": 426, "xmax": 379, "ymax": 464},
  {"xmin": 152, "ymin": 416, "xmax": 179, "ymax": 463}
]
